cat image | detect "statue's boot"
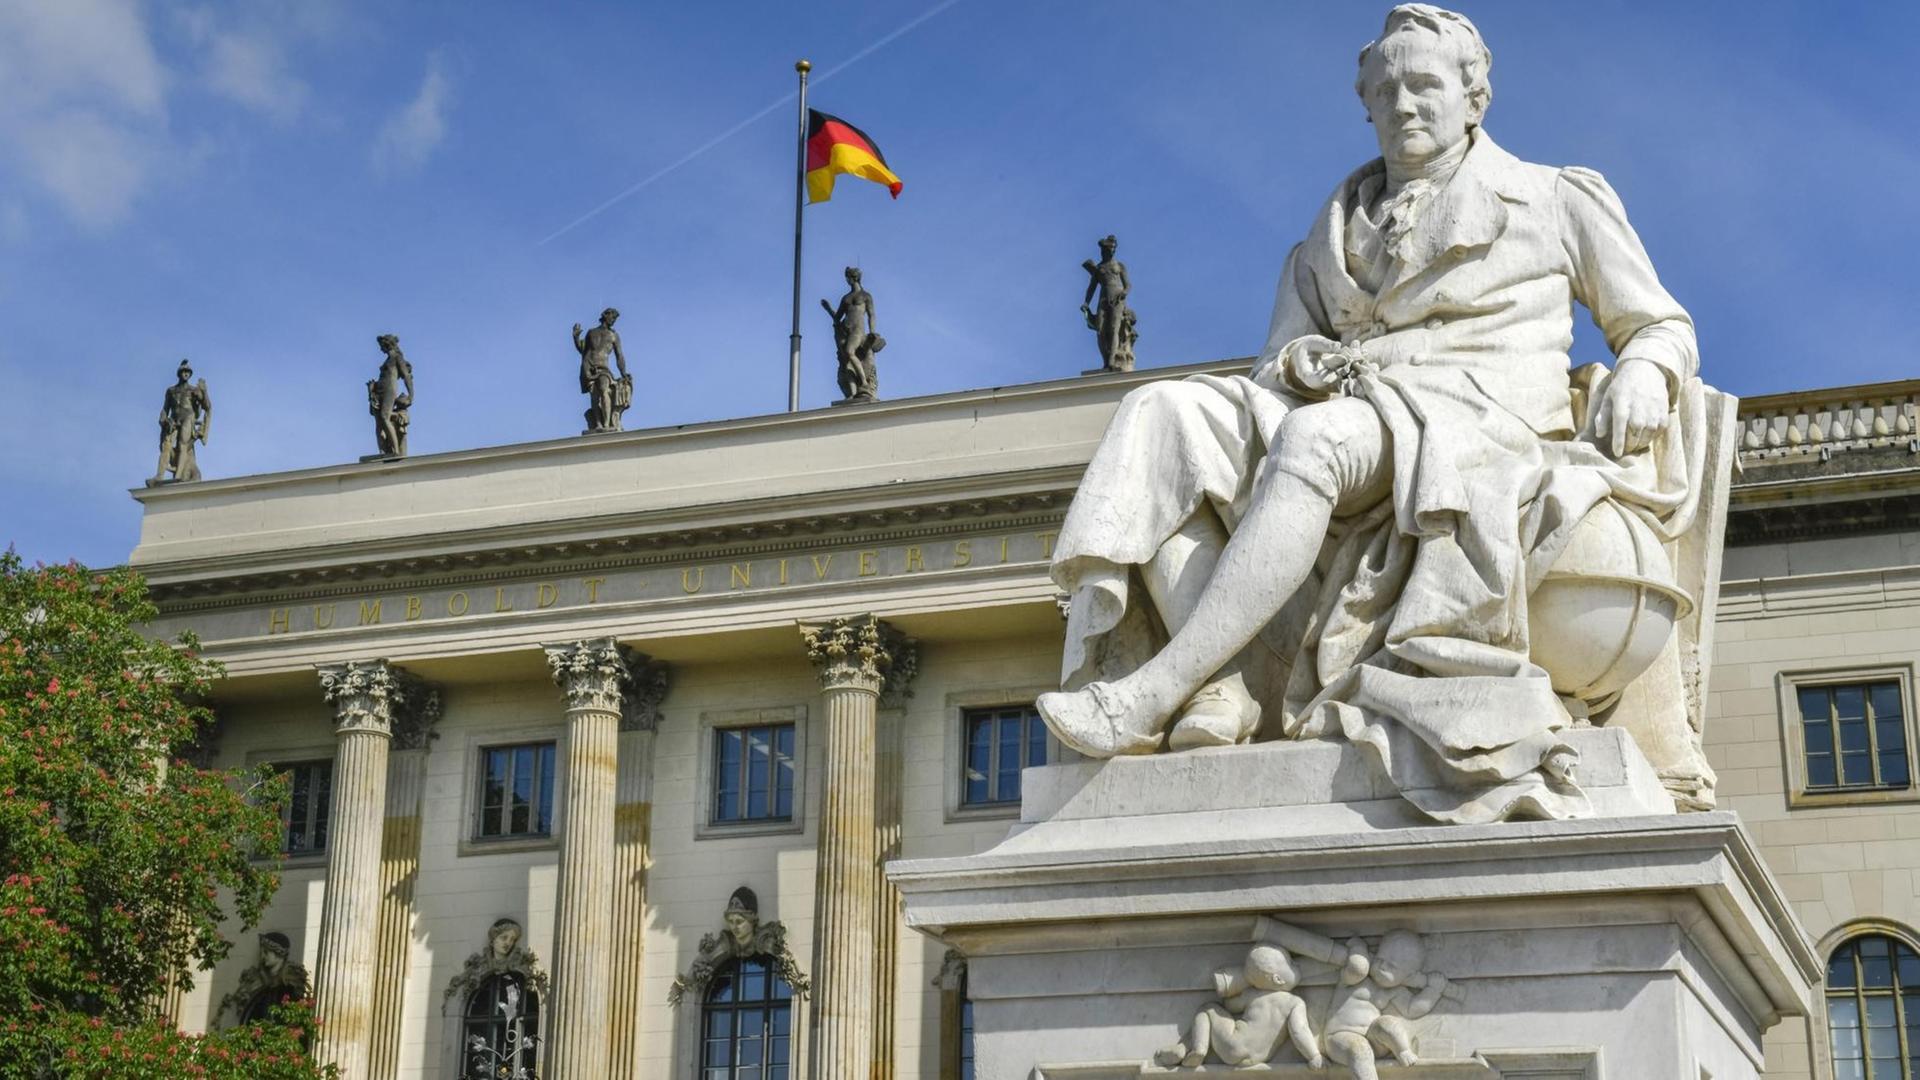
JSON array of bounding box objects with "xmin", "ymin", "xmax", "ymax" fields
[
  {"xmin": 1036, "ymin": 682, "xmax": 1166, "ymax": 757},
  {"xmin": 1167, "ymin": 668, "xmax": 1260, "ymax": 751}
]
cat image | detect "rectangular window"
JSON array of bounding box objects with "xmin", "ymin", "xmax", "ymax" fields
[
  {"xmin": 476, "ymin": 742, "xmax": 557, "ymax": 840},
  {"xmin": 713, "ymin": 723, "xmax": 796, "ymax": 824},
  {"xmin": 1798, "ymin": 681, "xmax": 1910, "ymax": 793},
  {"xmin": 961, "ymin": 705, "xmax": 1048, "ymax": 807},
  {"xmin": 278, "ymin": 759, "xmax": 333, "ymax": 855}
]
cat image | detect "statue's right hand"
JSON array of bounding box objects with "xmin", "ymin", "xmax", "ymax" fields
[
  {"xmin": 1286, "ymin": 335, "xmax": 1345, "ymax": 394},
  {"xmin": 572, "ymin": 323, "xmax": 582, "ymax": 335}
]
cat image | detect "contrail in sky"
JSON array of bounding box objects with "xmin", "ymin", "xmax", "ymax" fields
[{"xmin": 537, "ymin": 0, "xmax": 966, "ymax": 247}]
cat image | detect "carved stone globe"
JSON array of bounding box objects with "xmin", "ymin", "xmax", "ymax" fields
[{"xmin": 1528, "ymin": 499, "xmax": 1692, "ymax": 704}]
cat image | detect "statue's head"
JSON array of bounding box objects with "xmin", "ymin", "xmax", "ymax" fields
[
  {"xmin": 376, "ymin": 333, "xmax": 400, "ymax": 354},
  {"xmin": 175, "ymin": 359, "xmax": 193, "ymax": 382},
  {"xmin": 722, "ymin": 886, "xmax": 760, "ymax": 948},
  {"xmin": 844, "ymin": 266, "xmax": 862, "ymax": 285},
  {"xmin": 1099, "ymin": 234, "xmax": 1117, "ymax": 255},
  {"xmin": 1355, "ymin": 4, "xmax": 1490, "ymax": 168},
  {"xmin": 1371, "ymin": 930, "xmax": 1426, "ymax": 988},
  {"xmin": 487, "ymin": 918, "xmax": 522, "ymax": 959},
  {"xmin": 1243, "ymin": 944, "xmax": 1300, "ymax": 991},
  {"xmin": 600, "ymin": 307, "xmax": 620, "ymax": 326},
  {"xmin": 259, "ymin": 931, "xmax": 291, "ymax": 973}
]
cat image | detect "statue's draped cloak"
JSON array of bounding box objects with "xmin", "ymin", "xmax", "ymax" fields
[{"xmin": 1052, "ymin": 131, "xmax": 1706, "ymax": 824}]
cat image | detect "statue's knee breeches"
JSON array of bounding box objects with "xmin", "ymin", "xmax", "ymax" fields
[{"xmin": 1267, "ymin": 398, "xmax": 1390, "ymax": 508}]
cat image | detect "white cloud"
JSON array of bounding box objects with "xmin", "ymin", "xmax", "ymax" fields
[
  {"xmin": 0, "ymin": 0, "xmax": 169, "ymax": 227},
  {"xmin": 371, "ymin": 52, "xmax": 454, "ymax": 179},
  {"xmin": 172, "ymin": 6, "xmax": 309, "ymax": 123}
]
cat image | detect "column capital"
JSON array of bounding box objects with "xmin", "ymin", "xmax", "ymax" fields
[
  {"xmin": 544, "ymin": 638, "xmax": 670, "ymax": 727},
  {"xmin": 799, "ymin": 615, "xmax": 917, "ymax": 699},
  {"xmin": 316, "ymin": 660, "xmax": 438, "ymax": 740}
]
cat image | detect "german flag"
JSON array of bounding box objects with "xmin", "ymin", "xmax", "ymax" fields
[{"xmin": 805, "ymin": 109, "xmax": 902, "ymax": 203}]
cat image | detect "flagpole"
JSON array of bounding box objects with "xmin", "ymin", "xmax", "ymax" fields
[{"xmin": 787, "ymin": 59, "xmax": 811, "ymax": 413}]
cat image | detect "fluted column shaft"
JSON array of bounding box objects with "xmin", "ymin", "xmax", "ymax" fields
[
  {"xmin": 311, "ymin": 661, "xmax": 410, "ymax": 1078},
  {"xmin": 869, "ymin": 704, "xmax": 905, "ymax": 1080},
  {"xmin": 801, "ymin": 616, "xmax": 914, "ymax": 1080},
  {"xmin": 544, "ymin": 639, "xmax": 660, "ymax": 1080},
  {"xmin": 367, "ymin": 744, "xmax": 431, "ymax": 1080},
  {"xmin": 607, "ymin": 726, "xmax": 657, "ymax": 1079}
]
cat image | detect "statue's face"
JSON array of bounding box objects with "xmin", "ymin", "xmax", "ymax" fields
[
  {"xmin": 491, "ymin": 926, "xmax": 520, "ymax": 958},
  {"xmin": 724, "ymin": 911, "xmax": 755, "ymax": 947},
  {"xmin": 1360, "ymin": 31, "xmax": 1474, "ymax": 169},
  {"xmin": 261, "ymin": 947, "xmax": 286, "ymax": 974}
]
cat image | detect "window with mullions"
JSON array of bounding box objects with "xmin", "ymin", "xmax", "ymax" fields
[
  {"xmin": 459, "ymin": 973, "xmax": 541, "ymax": 1079},
  {"xmin": 962, "ymin": 705, "xmax": 1048, "ymax": 806},
  {"xmin": 713, "ymin": 724, "xmax": 796, "ymax": 824},
  {"xmin": 1799, "ymin": 682, "xmax": 1911, "ymax": 792},
  {"xmin": 1826, "ymin": 934, "xmax": 1920, "ymax": 1080},
  {"xmin": 277, "ymin": 760, "xmax": 332, "ymax": 855},
  {"xmin": 476, "ymin": 742, "xmax": 557, "ymax": 840},
  {"xmin": 701, "ymin": 956, "xmax": 793, "ymax": 1080}
]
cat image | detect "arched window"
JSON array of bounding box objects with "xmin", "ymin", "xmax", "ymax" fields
[
  {"xmin": 702, "ymin": 955, "xmax": 794, "ymax": 1080},
  {"xmin": 1827, "ymin": 933, "xmax": 1920, "ymax": 1079},
  {"xmin": 461, "ymin": 972, "xmax": 541, "ymax": 1080}
]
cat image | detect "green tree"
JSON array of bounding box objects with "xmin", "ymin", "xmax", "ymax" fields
[{"xmin": 0, "ymin": 552, "xmax": 333, "ymax": 1079}]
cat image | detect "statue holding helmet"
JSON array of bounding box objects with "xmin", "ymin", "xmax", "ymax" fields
[{"xmin": 1038, "ymin": 2, "xmax": 1726, "ymax": 824}]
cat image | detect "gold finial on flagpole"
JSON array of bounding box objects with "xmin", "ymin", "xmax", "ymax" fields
[{"xmin": 796, "ymin": 59, "xmax": 811, "ymax": 73}]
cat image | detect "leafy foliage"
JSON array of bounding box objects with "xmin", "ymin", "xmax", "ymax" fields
[{"xmin": 0, "ymin": 552, "xmax": 331, "ymax": 1078}]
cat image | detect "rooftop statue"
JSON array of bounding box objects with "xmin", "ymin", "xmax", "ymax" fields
[
  {"xmin": 367, "ymin": 334, "xmax": 414, "ymax": 459},
  {"xmin": 148, "ymin": 359, "xmax": 211, "ymax": 486},
  {"xmin": 1081, "ymin": 234, "xmax": 1136, "ymax": 372},
  {"xmin": 822, "ymin": 267, "xmax": 884, "ymax": 403},
  {"xmin": 1039, "ymin": 3, "xmax": 1722, "ymax": 823},
  {"xmin": 573, "ymin": 308, "xmax": 634, "ymax": 433}
]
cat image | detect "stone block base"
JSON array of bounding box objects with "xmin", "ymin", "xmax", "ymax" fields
[{"xmin": 889, "ymin": 734, "xmax": 1817, "ymax": 1080}]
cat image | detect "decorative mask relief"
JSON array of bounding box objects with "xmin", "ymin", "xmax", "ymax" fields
[
  {"xmin": 668, "ymin": 886, "xmax": 811, "ymax": 1006},
  {"xmin": 1154, "ymin": 917, "xmax": 1460, "ymax": 1078}
]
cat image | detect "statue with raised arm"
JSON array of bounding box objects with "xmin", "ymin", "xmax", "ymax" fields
[
  {"xmin": 148, "ymin": 359, "xmax": 211, "ymax": 486},
  {"xmin": 1039, "ymin": 4, "xmax": 1719, "ymax": 824},
  {"xmin": 822, "ymin": 267, "xmax": 883, "ymax": 403},
  {"xmin": 573, "ymin": 307, "xmax": 634, "ymax": 433},
  {"xmin": 1081, "ymin": 235, "xmax": 1136, "ymax": 372},
  {"xmin": 367, "ymin": 334, "xmax": 413, "ymax": 458}
]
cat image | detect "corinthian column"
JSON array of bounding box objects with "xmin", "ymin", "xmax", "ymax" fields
[
  {"xmin": 542, "ymin": 639, "xmax": 649, "ymax": 1080},
  {"xmin": 368, "ymin": 690, "xmax": 440, "ymax": 1080},
  {"xmin": 312, "ymin": 660, "xmax": 430, "ymax": 1078},
  {"xmin": 799, "ymin": 615, "xmax": 916, "ymax": 1080}
]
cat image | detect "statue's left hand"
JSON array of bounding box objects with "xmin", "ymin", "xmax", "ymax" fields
[{"xmin": 1592, "ymin": 359, "xmax": 1671, "ymax": 458}]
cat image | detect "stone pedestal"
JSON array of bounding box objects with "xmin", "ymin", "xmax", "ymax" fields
[{"xmin": 889, "ymin": 729, "xmax": 1818, "ymax": 1080}]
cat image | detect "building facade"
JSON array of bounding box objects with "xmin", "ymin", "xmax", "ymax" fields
[{"xmin": 132, "ymin": 366, "xmax": 1919, "ymax": 1079}]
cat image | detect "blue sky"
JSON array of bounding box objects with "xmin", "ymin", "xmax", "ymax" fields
[{"xmin": 2, "ymin": 0, "xmax": 1916, "ymax": 568}]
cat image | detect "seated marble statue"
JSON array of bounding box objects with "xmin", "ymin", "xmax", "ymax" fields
[{"xmin": 1040, "ymin": 3, "xmax": 1717, "ymax": 824}]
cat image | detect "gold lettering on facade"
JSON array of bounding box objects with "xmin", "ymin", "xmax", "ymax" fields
[
  {"xmin": 582, "ymin": 577, "xmax": 605, "ymax": 603},
  {"xmin": 405, "ymin": 596, "xmax": 423, "ymax": 621},
  {"xmin": 536, "ymin": 583, "xmax": 558, "ymax": 609},
  {"xmin": 358, "ymin": 599, "xmax": 383, "ymax": 626},
  {"xmin": 730, "ymin": 563, "xmax": 752, "ymax": 590},
  {"xmin": 905, "ymin": 546, "xmax": 925, "ymax": 572},
  {"xmin": 494, "ymin": 587, "xmax": 514, "ymax": 613},
  {"xmin": 447, "ymin": 592, "xmax": 470, "ymax": 616},
  {"xmin": 268, "ymin": 608, "xmax": 291, "ymax": 634},
  {"xmin": 778, "ymin": 558, "xmax": 790, "ymax": 585},
  {"xmin": 858, "ymin": 550, "xmax": 879, "ymax": 577},
  {"xmin": 313, "ymin": 604, "xmax": 336, "ymax": 630},
  {"xmin": 953, "ymin": 540, "xmax": 972, "ymax": 568},
  {"xmin": 1038, "ymin": 530, "xmax": 1058, "ymax": 558},
  {"xmin": 682, "ymin": 567, "xmax": 704, "ymax": 594},
  {"xmin": 811, "ymin": 554, "xmax": 833, "ymax": 580}
]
